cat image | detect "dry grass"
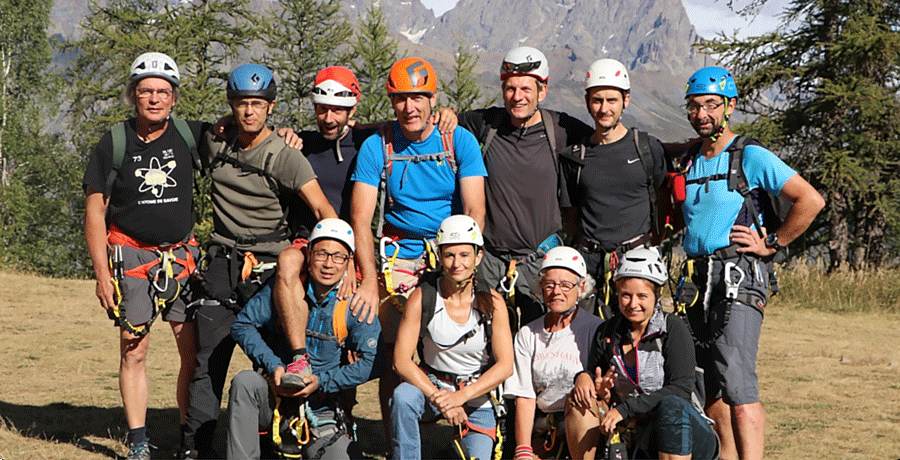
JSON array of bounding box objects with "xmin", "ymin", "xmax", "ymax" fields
[{"xmin": 0, "ymin": 269, "xmax": 898, "ymax": 459}]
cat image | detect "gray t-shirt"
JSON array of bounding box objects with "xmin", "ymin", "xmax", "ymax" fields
[
  {"xmin": 206, "ymin": 129, "xmax": 317, "ymax": 255},
  {"xmin": 459, "ymin": 108, "xmax": 592, "ymax": 255},
  {"xmin": 559, "ymin": 130, "xmax": 668, "ymax": 252}
]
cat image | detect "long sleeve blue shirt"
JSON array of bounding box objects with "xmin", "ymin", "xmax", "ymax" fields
[{"xmin": 231, "ymin": 281, "xmax": 383, "ymax": 398}]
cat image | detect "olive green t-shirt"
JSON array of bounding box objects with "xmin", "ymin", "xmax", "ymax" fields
[{"xmin": 206, "ymin": 129, "xmax": 316, "ymax": 255}]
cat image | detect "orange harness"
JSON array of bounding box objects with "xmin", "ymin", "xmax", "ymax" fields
[{"xmin": 107, "ymin": 224, "xmax": 198, "ymax": 280}]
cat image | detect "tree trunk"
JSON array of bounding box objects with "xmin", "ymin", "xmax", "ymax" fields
[{"xmin": 828, "ymin": 189, "xmax": 849, "ymax": 272}]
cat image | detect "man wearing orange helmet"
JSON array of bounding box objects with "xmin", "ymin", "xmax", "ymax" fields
[{"xmin": 348, "ymin": 57, "xmax": 487, "ymax": 439}]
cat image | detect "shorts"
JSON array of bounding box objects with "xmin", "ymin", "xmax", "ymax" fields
[
  {"xmin": 698, "ymin": 301, "xmax": 763, "ymax": 406},
  {"xmin": 378, "ymin": 256, "xmax": 425, "ymax": 344},
  {"xmin": 110, "ymin": 243, "xmax": 200, "ymax": 326}
]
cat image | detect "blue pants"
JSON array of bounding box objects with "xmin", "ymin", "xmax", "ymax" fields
[
  {"xmin": 391, "ymin": 381, "xmax": 496, "ymax": 460},
  {"xmin": 653, "ymin": 395, "xmax": 718, "ymax": 459}
]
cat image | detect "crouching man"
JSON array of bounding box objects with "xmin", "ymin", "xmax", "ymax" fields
[{"xmin": 227, "ymin": 218, "xmax": 381, "ymax": 459}]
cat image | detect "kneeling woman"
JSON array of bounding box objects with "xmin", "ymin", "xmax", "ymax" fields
[
  {"xmin": 391, "ymin": 215, "xmax": 514, "ymax": 460},
  {"xmin": 504, "ymin": 246, "xmax": 602, "ymax": 459},
  {"xmin": 568, "ymin": 247, "xmax": 718, "ymax": 460}
]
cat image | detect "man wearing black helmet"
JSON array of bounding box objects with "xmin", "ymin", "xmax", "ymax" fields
[{"xmin": 179, "ymin": 63, "xmax": 336, "ymax": 459}]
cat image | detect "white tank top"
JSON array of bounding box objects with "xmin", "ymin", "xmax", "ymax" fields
[{"xmin": 422, "ymin": 282, "xmax": 491, "ymax": 376}]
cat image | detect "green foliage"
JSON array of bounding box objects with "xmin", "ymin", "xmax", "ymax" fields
[
  {"xmin": 441, "ymin": 42, "xmax": 494, "ymax": 112},
  {"xmin": 262, "ymin": 0, "xmax": 352, "ymax": 129},
  {"xmin": 0, "ymin": 0, "xmax": 86, "ymax": 276},
  {"xmin": 705, "ymin": 0, "xmax": 900, "ymax": 269},
  {"xmin": 351, "ymin": 3, "xmax": 401, "ymax": 123}
]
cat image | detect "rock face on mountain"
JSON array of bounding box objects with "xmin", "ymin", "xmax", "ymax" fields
[
  {"xmin": 421, "ymin": 0, "xmax": 702, "ymax": 76},
  {"xmin": 50, "ymin": 0, "xmax": 704, "ymax": 137},
  {"xmin": 340, "ymin": 0, "xmax": 437, "ymax": 43}
]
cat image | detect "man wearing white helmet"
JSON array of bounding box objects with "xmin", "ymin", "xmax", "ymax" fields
[
  {"xmin": 438, "ymin": 46, "xmax": 592, "ymax": 332},
  {"xmin": 83, "ymin": 52, "xmax": 208, "ymax": 460},
  {"xmin": 558, "ymin": 58, "xmax": 670, "ymax": 320},
  {"xmin": 503, "ymin": 246, "xmax": 602, "ymax": 460},
  {"xmin": 228, "ymin": 218, "xmax": 380, "ymax": 459}
]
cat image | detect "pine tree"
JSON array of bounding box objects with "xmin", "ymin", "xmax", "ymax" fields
[
  {"xmin": 261, "ymin": 0, "xmax": 352, "ymax": 129},
  {"xmin": 0, "ymin": 0, "xmax": 85, "ymax": 276},
  {"xmin": 704, "ymin": 0, "xmax": 900, "ymax": 270},
  {"xmin": 351, "ymin": 3, "xmax": 401, "ymax": 123},
  {"xmin": 442, "ymin": 42, "xmax": 495, "ymax": 112}
]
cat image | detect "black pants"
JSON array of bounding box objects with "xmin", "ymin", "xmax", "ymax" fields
[{"xmin": 183, "ymin": 249, "xmax": 275, "ymax": 456}]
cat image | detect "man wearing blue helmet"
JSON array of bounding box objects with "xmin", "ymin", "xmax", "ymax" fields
[
  {"xmin": 180, "ymin": 63, "xmax": 337, "ymax": 458},
  {"xmin": 678, "ymin": 66, "xmax": 823, "ymax": 460}
]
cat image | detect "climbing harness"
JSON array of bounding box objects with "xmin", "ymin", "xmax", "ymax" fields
[{"xmin": 107, "ymin": 225, "xmax": 197, "ymax": 336}]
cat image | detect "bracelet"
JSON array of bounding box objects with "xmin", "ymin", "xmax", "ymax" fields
[{"xmin": 514, "ymin": 445, "xmax": 534, "ymax": 460}]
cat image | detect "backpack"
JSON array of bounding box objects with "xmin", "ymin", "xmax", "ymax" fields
[
  {"xmin": 559, "ymin": 128, "xmax": 659, "ymax": 236},
  {"xmin": 105, "ymin": 116, "xmax": 202, "ymax": 198},
  {"xmin": 681, "ymin": 136, "xmax": 793, "ymax": 262},
  {"xmin": 375, "ymin": 123, "xmax": 456, "ymax": 239}
]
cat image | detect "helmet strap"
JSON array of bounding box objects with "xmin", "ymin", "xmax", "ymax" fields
[{"xmin": 709, "ymin": 98, "xmax": 731, "ymax": 143}]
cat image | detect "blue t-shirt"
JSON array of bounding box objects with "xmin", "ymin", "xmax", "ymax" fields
[
  {"xmin": 351, "ymin": 122, "xmax": 487, "ymax": 258},
  {"xmin": 681, "ymin": 140, "xmax": 796, "ymax": 257}
]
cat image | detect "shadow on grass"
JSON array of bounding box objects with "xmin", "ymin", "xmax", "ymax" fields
[
  {"xmin": 0, "ymin": 400, "xmax": 187, "ymax": 458},
  {"xmin": 0, "ymin": 402, "xmax": 459, "ymax": 459}
]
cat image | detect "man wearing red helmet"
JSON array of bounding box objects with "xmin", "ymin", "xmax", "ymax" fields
[{"xmin": 348, "ymin": 57, "xmax": 487, "ymax": 440}]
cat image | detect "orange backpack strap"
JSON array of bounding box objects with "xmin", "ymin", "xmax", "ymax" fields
[
  {"xmin": 331, "ymin": 297, "xmax": 351, "ymax": 347},
  {"xmin": 440, "ymin": 130, "xmax": 456, "ymax": 172}
]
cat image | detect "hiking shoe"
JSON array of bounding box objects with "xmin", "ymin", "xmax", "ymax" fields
[
  {"xmin": 281, "ymin": 354, "xmax": 312, "ymax": 389},
  {"xmin": 126, "ymin": 440, "xmax": 151, "ymax": 460}
]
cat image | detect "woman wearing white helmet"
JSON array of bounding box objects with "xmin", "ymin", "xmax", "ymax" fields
[
  {"xmin": 503, "ymin": 246, "xmax": 602, "ymax": 459},
  {"xmin": 567, "ymin": 247, "xmax": 718, "ymax": 460},
  {"xmin": 392, "ymin": 215, "xmax": 513, "ymax": 460}
]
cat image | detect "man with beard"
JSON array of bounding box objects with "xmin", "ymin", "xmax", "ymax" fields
[{"xmin": 678, "ymin": 66, "xmax": 823, "ymax": 460}]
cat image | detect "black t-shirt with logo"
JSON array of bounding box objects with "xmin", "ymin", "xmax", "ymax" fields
[
  {"xmin": 558, "ymin": 132, "xmax": 668, "ymax": 252},
  {"xmin": 82, "ymin": 117, "xmax": 207, "ymax": 246}
]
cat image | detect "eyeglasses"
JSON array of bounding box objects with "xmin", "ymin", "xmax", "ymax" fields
[
  {"xmin": 312, "ymin": 249, "xmax": 350, "ymax": 264},
  {"xmin": 686, "ymin": 100, "xmax": 725, "ymax": 115},
  {"xmin": 541, "ymin": 281, "xmax": 577, "ymax": 293},
  {"xmin": 136, "ymin": 88, "xmax": 173, "ymax": 100},
  {"xmin": 501, "ymin": 61, "xmax": 542, "ymax": 74},
  {"xmin": 232, "ymin": 100, "xmax": 270, "ymax": 110}
]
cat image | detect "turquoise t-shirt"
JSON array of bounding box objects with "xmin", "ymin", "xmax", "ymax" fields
[
  {"xmin": 681, "ymin": 139, "xmax": 796, "ymax": 257},
  {"xmin": 351, "ymin": 122, "xmax": 487, "ymax": 258}
]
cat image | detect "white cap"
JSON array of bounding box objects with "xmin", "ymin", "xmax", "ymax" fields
[
  {"xmin": 436, "ymin": 215, "xmax": 484, "ymax": 247},
  {"xmin": 309, "ymin": 218, "xmax": 355, "ymax": 253},
  {"xmin": 501, "ymin": 46, "xmax": 549, "ymax": 82},
  {"xmin": 540, "ymin": 246, "xmax": 587, "ymax": 278},
  {"xmin": 129, "ymin": 52, "xmax": 180, "ymax": 86},
  {"xmin": 585, "ymin": 58, "xmax": 630, "ymax": 91}
]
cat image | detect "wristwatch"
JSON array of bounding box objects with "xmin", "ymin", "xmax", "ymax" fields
[{"xmin": 764, "ymin": 232, "xmax": 780, "ymax": 248}]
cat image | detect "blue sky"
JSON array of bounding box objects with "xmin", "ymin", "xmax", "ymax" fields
[{"xmin": 418, "ymin": 0, "xmax": 791, "ymax": 39}]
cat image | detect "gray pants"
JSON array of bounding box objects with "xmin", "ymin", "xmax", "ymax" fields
[
  {"xmin": 227, "ymin": 370, "xmax": 359, "ymax": 460},
  {"xmin": 477, "ymin": 248, "xmax": 545, "ymax": 328}
]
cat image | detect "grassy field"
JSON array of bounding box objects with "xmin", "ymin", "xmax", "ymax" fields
[{"xmin": 0, "ymin": 269, "xmax": 898, "ymax": 459}]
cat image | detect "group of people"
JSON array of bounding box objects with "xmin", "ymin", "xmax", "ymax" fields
[{"xmin": 84, "ymin": 45, "xmax": 824, "ymax": 460}]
